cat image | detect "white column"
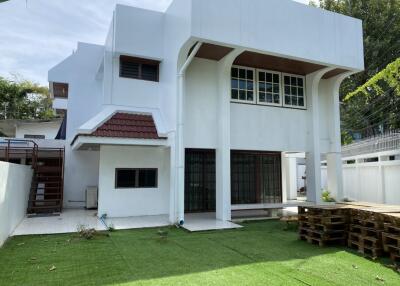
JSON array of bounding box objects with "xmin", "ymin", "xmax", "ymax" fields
[
  {"xmin": 215, "ymin": 49, "xmax": 244, "ymax": 221},
  {"xmin": 325, "ymin": 73, "xmax": 354, "ymax": 201},
  {"xmin": 377, "ymin": 155, "xmax": 386, "ymax": 204},
  {"xmin": 306, "ymin": 68, "xmax": 333, "ymax": 204},
  {"xmin": 168, "ymin": 134, "xmax": 176, "ymax": 223}
]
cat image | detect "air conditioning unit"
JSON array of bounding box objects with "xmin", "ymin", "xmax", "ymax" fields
[{"xmin": 86, "ymin": 186, "xmax": 98, "ymax": 209}]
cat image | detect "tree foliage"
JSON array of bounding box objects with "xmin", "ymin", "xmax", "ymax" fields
[
  {"xmin": 316, "ymin": 0, "xmax": 400, "ymax": 97},
  {"xmin": 314, "ymin": 0, "xmax": 400, "ymax": 143},
  {"xmin": 341, "ymin": 58, "xmax": 400, "ymax": 138},
  {"xmin": 0, "ymin": 76, "xmax": 54, "ymax": 120}
]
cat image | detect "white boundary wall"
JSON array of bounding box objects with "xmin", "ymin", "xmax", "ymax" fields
[
  {"xmin": 322, "ymin": 150, "xmax": 400, "ymax": 204},
  {"xmin": 0, "ymin": 161, "xmax": 32, "ymax": 247}
]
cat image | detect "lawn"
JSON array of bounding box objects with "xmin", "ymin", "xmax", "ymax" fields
[{"xmin": 0, "ymin": 220, "xmax": 399, "ymax": 286}]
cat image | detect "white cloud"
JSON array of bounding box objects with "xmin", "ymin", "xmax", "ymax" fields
[{"xmin": 0, "ymin": 0, "xmax": 309, "ymax": 85}]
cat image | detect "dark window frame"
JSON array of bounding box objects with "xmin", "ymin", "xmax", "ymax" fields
[
  {"xmin": 119, "ymin": 55, "xmax": 160, "ymax": 82},
  {"xmin": 115, "ymin": 168, "xmax": 158, "ymax": 189},
  {"xmin": 24, "ymin": 134, "xmax": 45, "ymax": 139}
]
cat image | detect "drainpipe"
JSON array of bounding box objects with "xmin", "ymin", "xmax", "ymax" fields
[{"xmin": 176, "ymin": 42, "xmax": 202, "ymax": 225}]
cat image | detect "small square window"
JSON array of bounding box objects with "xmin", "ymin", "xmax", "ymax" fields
[
  {"xmin": 239, "ymin": 79, "xmax": 246, "ymax": 90},
  {"xmin": 291, "ymin": 86, "xmax": 297, "ymax": 95},
  {"xmin": 247, "ymin": 81, "xmax": 254, "ymax": 91},
  {"xmin": 266, "ymin": 73, "xmax": 272, "ymax": 82},
  {"xmin": 266, "ymin": 93, "xmax": 273, "ymax": 103},
  {"xmin": 266, "ymin": 83, "xmax": 273, "ymax": 93},
  {"xmin": 285, "ymin": 95, "xmax": 291, "ymax": 105},
  {"xmin": 273, "ymin": 94, "xmax": 280, "ymax": 103},
  {"xmin": 247, "ymin": 91, "xmax": 254, "ymax": 101},
  {"xmin": 259, "ymin": 82, "xmax": 266, "ymax": 92},
  {"xmin": 291, "ymin": 77, "xmax": 297, "ymax": 86},
  {"xmin": 247, "ymin": 70, "xmax": 253, "ymax": 79},
  {"xmin": 239, "ymin": 90, "xmax": 246, "ymax": 100},
  {"xmin": 298, "ymin": 78, "xmax": 304, "ymax": 86},
  {"xmin": 273, "ymin": 74, "xmax": 279, "ymax": 83}
]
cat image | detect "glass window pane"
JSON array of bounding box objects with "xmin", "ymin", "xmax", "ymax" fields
[
  {"xmin": 291, "ymin": 96, "xmax": 298, "ymax": 106},
  {"xmin": 298, "ymin": 78, "xmax": 304, "ymax": 87},
  {"xmin": 298, "ymin": 87, "xmax": 304, "ymax": 97},
  {"xmin": 298, "ymin": 97, "xmax": 304, "ymax": 107},
  {"xmin": 266, "ymin": 93, "xmax": 273, "ymax": 103},
  {"xmin": 285, "ymin": 95, "xmax": 291, "ymax": 105},
  {"xmin": 291, "ymin": 77, "xmax": 297, "ymax": 86},
  {"xmin": 273, "ymin": 74, "xmax": 279, "ymax": 83},
  {"xmin": 259, "ymin": 92, "xmax": 266, "ymax": 102},
  {"xmin": 259, "ymin": 82, "xmax": 266, "ymax": 92},
  {"xmin": 273, "ymin": 84, "xmax": 280, "ymax": 93},
  {"xmin": 232, "ymin": 68, "xmax": 238, "ymax": 78},
  {"xmin": 259, "ymin": 72, "xmax": 265, "ymax": 82},
  {"xmin": 239, "ymin": 90, "xmax": 246, "ymax": 100},
  {"xmin": 291, "ymin": 86, "xmax": 297, "ymax": 95},
  {"xmin": 232, "ymin": 89, "xmax": 238, "ymax": 99},
  {"xmin": 239, "ymin": 79, "xmax": 246, "ymax": 90},
  {"xmin": 138, "ymin": 169, "xmax": 157, "ymax": 188},
  {"xmin": 247, "ymin": 91, "xmax": 254, "ymax": 101},
  {"xmin": 116, "ymin": 169, "xmax": 136, "ymax": 188},
  {"xmin": 247, "ymin": 80, "xmax": 254, "ymax": 91},
  {"xmin": 266, "ymin": 73, "xmax": 272, "ymax": 82},
  {"xmin": 266, "ymin": 83, "xmax": 273, "ymax": 93},
  {"xmin": 239, "ymin": 68, "xmax": 246, "ymax": 79},
  {"xmin": 247, "ymin": 70, "xmax": 253, "ymax": 79},
  {"xmin": 284, "ymin": 76, "xmax": 290, "ymax": 85},
  {"xmin": 231, "ymin": 79, "xmax": 238, "ymax": 89},
  {"xmin": 273, "ymin": 94, "xmax": 280, "ymax": 103},
  {"xmin": 285, "ymin": 86, "xmax": 290, "ymax": 95}
]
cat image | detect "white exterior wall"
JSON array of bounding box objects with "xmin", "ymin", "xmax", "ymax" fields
[
  {"xmin": 98, "ymin": 146, "xmax": 170, "ymax": 217},
  {"xmin": 0, "ymin": 162, "xmax": 32, "ymax": 247},
  {"xmin": 321, "ymin": 150, "xmax": 400, "ymax": 205},
  {"xmin": 15, "ymin": 121, "xmax": 61, "ymax": 139}
]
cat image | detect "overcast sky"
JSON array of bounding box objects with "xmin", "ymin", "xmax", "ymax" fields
[{"xmin": 0, "ymin": 0, "xmax": 309, "ymax": 85}]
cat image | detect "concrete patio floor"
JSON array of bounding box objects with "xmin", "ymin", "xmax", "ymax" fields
[
  {"xmin": 12, "ymin": 209, "xmax": 243, "ymax": 236},
  {"xmin": 182, "ymin": 213, "xmax": 242, "ymax": 232}
]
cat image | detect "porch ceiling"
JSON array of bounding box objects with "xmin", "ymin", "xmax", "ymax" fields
[
  {"xmin": 195, "ymin": 43, "xmax": 234, "ymax": 61},
  {"xmin": 234, "ymin": 51, "xmax": 326, "ymax": 75}
]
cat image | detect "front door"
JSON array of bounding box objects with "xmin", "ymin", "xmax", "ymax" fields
[{"xmin": 184, "ymin": 149, "xmax": 216, "ymax": 212}]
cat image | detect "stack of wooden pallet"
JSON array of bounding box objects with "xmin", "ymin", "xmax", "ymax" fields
[
  {"xmin": 298, "ymin": 206, "xmax": 348, "ymax": 246},
  {"xmin": 347, "ymin": 208, "xmax": 385, "ymax": 259},
  {"xmin": 382, "ymin": 213, "xmax": 400, "ymax": 266}
]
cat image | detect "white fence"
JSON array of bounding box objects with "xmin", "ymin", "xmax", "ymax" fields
[
  {"xmin": 322, "ymin": 150, "xmax": 400, "ymax": 205},
  {"xmin": 0, "ymin": 161, "xmax": 32, "ymax": 247}
]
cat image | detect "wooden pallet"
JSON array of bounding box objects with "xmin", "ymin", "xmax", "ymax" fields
[
  {"xmin": 348, "ymin": 239, "xmax": 383, "ymax": 259},
  {"xmin": 308, "ymin": 215, "xmax": 347, "ymax": 224},
  {"xmin": 382, "ymin": 232, "xmax": 400, "ymax": 252},
  {"xmin": 390, "ymin": 253, "xmax": 400, "ymax": 266},
  {"xmin": 350, "ymin": 217, "xmax": 384, "ymax": 229},
  {"xmin": 308, "ymin": 222, "xmax": 346, "ymax": 232},
  {"xmin": 298, "ymin": 206, "xmax": 349, "ymax": 216},
  {"xmin": 384, "ymin": 223, "xmax": 400, "ymax": 235},
  {"xmin": 386, "ymin": 244, "xmax": 400, "ymax": 256},
  {"xmin": 349, "ymin": 224, "xmax": 383, "ymax": 239},
  {"xmin": 300, "ymin": 234, "xmax": 345, "ymax": 247}
]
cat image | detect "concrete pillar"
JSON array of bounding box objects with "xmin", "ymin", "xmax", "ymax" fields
[
  {"xmin": 325, "ymin": 72, "xmax": 354, "ymax": 201},
  {"xmin": 168, "ymin": 134, "xmax": 177, "ymax": 223},
  {"xmin": 283, "ymin": 155, "xmax": 298, "ymax": 201},
  {"xmin": 215, "ymin": 49, "xmax": 244, "ymax": 221},
  {"xmin": 305, "ymin": 68, "xmax": 333, "ymax": 204}
]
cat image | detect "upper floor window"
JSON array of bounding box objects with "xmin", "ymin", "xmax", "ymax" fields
[
  {"xmin": 119, "ymin": 56, "xmax": 159, "ymax": 82},
  {"xmin": 53, "ymin": 82, "xmax": 68, "ymax": 98},
  {"xmin": 230, "ymin": 66, "xmax": 306, "ymax": 109},
  {"xmin": 258, "ymin": 70, "xmax": 281, "ymax": 106},
  {"xmin": 231, "ymin": 66, "xmax": 255, "ymax": 103},
  {"xmin": 283, "ymin": 74, "xmax": 305, "ymax": 108}
]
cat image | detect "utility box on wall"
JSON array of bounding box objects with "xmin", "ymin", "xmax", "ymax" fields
[{"xmin": 85, "ymin": 186, "xmax": 98, "ymax": 209}]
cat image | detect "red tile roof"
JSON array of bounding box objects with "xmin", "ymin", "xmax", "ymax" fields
[{"xmin": 90, "ymin": 113, "xmax": 165, "ymax": 140}]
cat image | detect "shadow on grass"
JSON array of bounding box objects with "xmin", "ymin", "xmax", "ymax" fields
[{"xmin": 0, "ymin": 220, "xmax": 399, "ymax": 286}]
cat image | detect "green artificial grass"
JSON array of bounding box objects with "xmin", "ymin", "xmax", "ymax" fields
[{"xmin": 0, "ymin": 220, "xmax": 399, "ymax": 286}]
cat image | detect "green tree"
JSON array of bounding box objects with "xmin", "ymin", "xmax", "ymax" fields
[
  {"xmin": 314, "ymin": 0, "xmax": 400, "ymax": 143},
  {"xmin": 0, "ymin": 76, "xmax": 54, "ymax": 120}
]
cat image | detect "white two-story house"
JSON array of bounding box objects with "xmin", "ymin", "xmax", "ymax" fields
[{"xmin": 48, "ymin": 0, "xmax": 364, "ymax": 225}]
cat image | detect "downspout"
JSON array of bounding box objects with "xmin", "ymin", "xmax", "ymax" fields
[{"xmin": 176, "ymin": 42, "xmax": 202, "ymax": 225}]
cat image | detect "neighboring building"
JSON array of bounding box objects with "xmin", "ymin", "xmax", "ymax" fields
[
  {"xmin": 48, "ymin": 0, "xmax": 364, "ymax": 224},
  {"xmin": 0, "ymin": 118, "xmax": 63, "ymax": 139}
]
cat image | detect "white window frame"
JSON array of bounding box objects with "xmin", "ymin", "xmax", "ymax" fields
[
  {"xmin": 231, "ymin": 65, "xmax": 256, "ymax": 104},
  {"xmin": 281, "ymin": 73, "xmax": 307, "ymax": 110},
  {"xmin": 256, "ymin": 68, "xmax": 282, "ymax": 107}
]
